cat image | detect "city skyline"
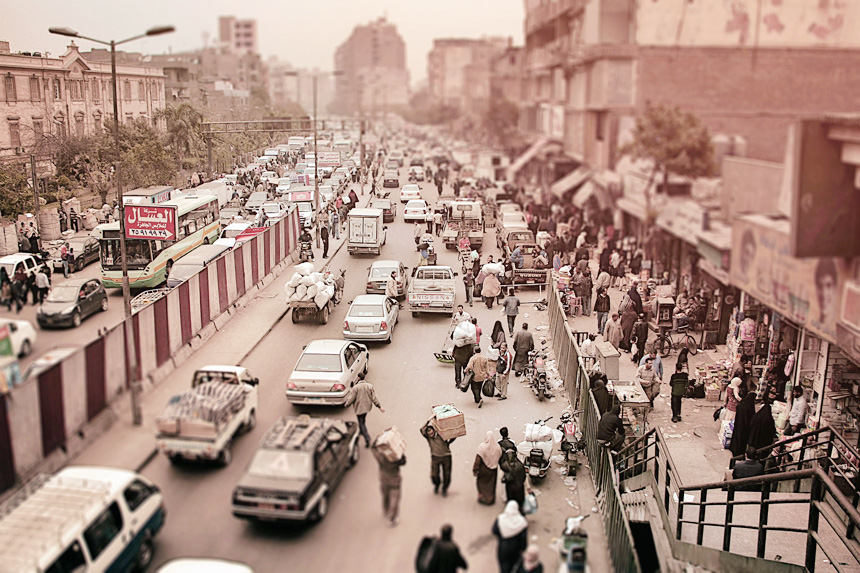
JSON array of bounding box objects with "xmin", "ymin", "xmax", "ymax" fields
[{"xmin": 0, "ymin": 0, "xmax": 523, "ymax": 85}]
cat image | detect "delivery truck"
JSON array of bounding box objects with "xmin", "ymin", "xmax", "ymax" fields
[
  {"xmin": 347, "ymin": 208, "xmax": 387, "ymax": 255},
  {"xmin": 156, "ymin": 365, "xmax": 259, "ymax": 466}
]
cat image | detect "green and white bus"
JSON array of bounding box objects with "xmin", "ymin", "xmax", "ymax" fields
[{"xmin": 99, "ymin": 194, "xmax": 221, "ymax": 289}]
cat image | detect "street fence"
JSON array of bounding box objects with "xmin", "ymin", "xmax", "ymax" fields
[{"xmin": 0, "ymin": 210, "xmax": 300, "ymax": 493}]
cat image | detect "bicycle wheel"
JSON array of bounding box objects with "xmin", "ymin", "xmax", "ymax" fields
[
  {"xmin": 654, "ymin": 335, "xmax": 671, "ymax": 358},
  {"xmin": 686, "ymin": 335, "xmax": 698, "ymax": 355}
]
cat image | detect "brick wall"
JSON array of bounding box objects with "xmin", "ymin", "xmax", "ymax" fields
[{"xmin": 637, "ymin": 47, "xmax": 860, "ymax": 163}]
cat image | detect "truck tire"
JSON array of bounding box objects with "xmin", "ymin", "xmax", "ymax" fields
[
  {"xmin": 243, "ymin": 410, "xmax": 257, "ymax": 433},
  {"xmin": 133, "ymin": 533, "xmax": 154, "ymax": 572},
  {"xmin": 412, "ymin": 312, "xmax": 418, "ymax": 318},
  {"xmin": 348, "ymin": 443, "xmax": 361, "ymax": 467},
  {"xmin": 310, "ymin": 494, "xmax": 329, "ymax": 522},
  {"xmin": 319, "ymin": 304, "xmax": 330, "ymax": 325},
  {"xmin": 291, "ymin": 309, "xmax": 299, "ymax": 323},
  {"xmin": 219, "ymin": 444, "xmax": 233, "ymax": 466}
]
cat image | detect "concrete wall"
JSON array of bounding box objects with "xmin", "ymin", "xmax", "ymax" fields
[
  {"xmin": 0, "ymin": 210, "xmax": 299, "ymax": 491},
  {"xmin": 722, "ymin": 156, "xmax": 785, "ymax": 220}
]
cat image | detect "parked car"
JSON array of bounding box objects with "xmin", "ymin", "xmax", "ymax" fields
[
  {"xmin": 0, "ymin": 252, "xmax": 50, "ymax": 280},
  {"xmin": 0, "ymin": 318, "xmax": 37, "ymax": 357},
  {"xmin": 382, "ymin": 170, "xmax": 399, "ymax": 188},
  {"xmin": 369, "ymin": 197, "xmax": 396, "ymax": 222},
  {"xmin": 399, "ymin": 184, "xmax": 421, "ymax": 203},
  {"xmin": 342, "ymin": 294, "xmax": 399, "ymax": 344},
  {"xmin": 50, "ymin": 237, "xmax": 99, "ymax": 273},
  {"xmin": 285, "ymin": 340, "xmax": 368, "ymax": 406},
  {"xmin": 37, "ymin": 278, "xmax": 107, "ymax": 328},
  {"xmin": 231, "ymin": 415, "xmax": 359, "ymax": 523},
  {"xmin": 366, "ymin": 260, "xmax": 408, "ymax": 297}
]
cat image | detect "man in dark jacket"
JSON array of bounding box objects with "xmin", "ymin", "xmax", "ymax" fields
[
  {"xmin": 670, "ymin": 362, "xmax": 689, "ymax": 422},
  {"xmin": 632, "ymin": 314, "xmax": 649, "ymax": 364},
  {"xmin": 597, "ymin": 404, "xmax": 625, "ymax": 451},
  {"xmin": 426, "ymin": 524, "xmax": 468, "ymax": 572},
  {"xmin": 593, "ymin": 286, "xmax": 611, "ymax": 335},
  {"xmin": 732, "ymin": 446, "xmax": 765, "ymax": 489},
  {"xmin": 498, "ymin": 426, "xmax": 516, "ymax": 453},
  {"xmin": 421, "ymin": 420, "xmax": 456, "ymax": 496}
]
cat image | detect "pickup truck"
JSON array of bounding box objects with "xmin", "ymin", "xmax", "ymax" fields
[
  {"xmin": 347, "ymin": 208, "xmax": 387, "ymax": 255},
  {"xmin": 496, "ymin": 226, "xmax": 535, "ymax": 251},
  {"xmin": 408, "ymin": 265, "xmax": 458, "ymax": 317},
  {"xmin": 441, "ymin": 200, "xmax": 484, "ymax": 249},
  {"xmin": 508, "ymin": 242, "xmax": 550, "ymax": 286},
  {"xmin": 156, "ymin": 365, "xmax": 259, "ymax": 466}
]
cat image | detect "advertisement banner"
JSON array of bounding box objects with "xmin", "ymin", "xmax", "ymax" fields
[
  {"xmin": 124, "ymin": 205, "xmax": 178, "ymax": 240},
  {"xmin": 318, "ymin": 151, "xmax": 341, "ymax": 167},
  {"xmin": 730, "ymin": 215, "xmax": 847, "ymax": 343}
]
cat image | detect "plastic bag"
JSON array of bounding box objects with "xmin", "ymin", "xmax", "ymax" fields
[
  {"xmin": 522, "ymin": 492, "xmax": 538, "ymax": 515},
  {"xmin": 630, "ymin": 341, "xmax": 638, "ymax": 356}
]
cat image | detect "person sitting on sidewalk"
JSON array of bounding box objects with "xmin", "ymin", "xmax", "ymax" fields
[
  {"xmin": 597, "ymin": 404, "xmax": 625, "ymax": 452},
  {"xmin": 731, "ymin": 446, "xmax": 764, "ymax": 490}
]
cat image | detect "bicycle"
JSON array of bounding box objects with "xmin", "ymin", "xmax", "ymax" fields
[{"xmin": 653, "ymin": 324, "xmax": 698, "ymax": 358}]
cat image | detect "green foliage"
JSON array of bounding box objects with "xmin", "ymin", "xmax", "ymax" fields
[
  {"xmin": 118, "ymin": 119, "xmax": 176, "ymax": 189},
  {"xmin": 156, "ymin": 103, "xmax": 204, "ymax": 170},
  {"xmin": 0, "ymin": 162, "xmax": 33, "ymax": 219},
  {"xmin": 620, "ymin": 101, "xmax": 715, "ymax": 184}
]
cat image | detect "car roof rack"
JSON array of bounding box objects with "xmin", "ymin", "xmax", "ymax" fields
[{"xmin": 262, "ymin": 415, "xmax": 328, "ymax": 451}]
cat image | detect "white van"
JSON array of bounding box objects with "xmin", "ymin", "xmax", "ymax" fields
[
  {"xmin": 167, "ymin": 244, "xmax": 230, "ymax": 288},
  {"xmin": 0, "ymin": 466, "xmax": 165, "ymax": 572}
]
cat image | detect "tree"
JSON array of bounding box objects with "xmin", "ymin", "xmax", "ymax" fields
[
  {"xmin": 156, "ymin": 103, "xmax": 204, "ymax": 171},
  {"xmin": 118, "ymin": 119, "xmax": 176, "ymax": 189},
  {"xmin": 620, "ymin": 102, "xmax": 715, "ymax": 226},
  {"xmin": 0, "ymin": 162, "xmax": 33, "ymax": 219}
]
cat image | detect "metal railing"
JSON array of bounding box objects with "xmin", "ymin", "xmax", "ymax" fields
[{"xmin": 547, "ymin": 283, "xmax": 641, "ymax": 572}]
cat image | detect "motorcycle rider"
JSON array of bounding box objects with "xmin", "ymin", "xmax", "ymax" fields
[{"xmin": 299, "ymin": 228, "xmax": 314, "ymax": 260}]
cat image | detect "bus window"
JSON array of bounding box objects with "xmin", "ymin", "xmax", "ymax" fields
[{"xmin": 100, "ymin": 238, "xmax": 152, "ymax": 269}]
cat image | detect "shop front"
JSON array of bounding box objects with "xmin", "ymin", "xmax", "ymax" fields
[{"xmin": 729, "ymin": 214, "xmax": 857, "ymax": 441}]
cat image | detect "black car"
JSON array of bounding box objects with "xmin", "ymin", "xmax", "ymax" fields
[
  {"xmin": 37, "ymin": 278, "xmax": 108, "ymax": 328},
  {"xmin": 51, "ymin": 237, "xmax": 100, "ymax": 273},
  {"xmin": 232, "ymin": 416, "xmax": 359, "ymax": 523}
]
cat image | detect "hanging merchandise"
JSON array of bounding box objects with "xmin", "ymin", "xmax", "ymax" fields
[
  {"xmin": 784, "ymin": 351, "xmax": 796, "ymax": 377},
  {"xmin": 739, "ymin": 317, "xmax": 756, "ymax": 341}
]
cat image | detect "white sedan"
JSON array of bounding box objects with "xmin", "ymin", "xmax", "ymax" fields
[
  {"xmin": 260, "ymin": 202, "xmax": 290, "ymax": 223},
  {"xmin": 342, "ymin": 294, "xmax": 398, "ymax": 344},
  {"xmin": 400, "ymin": 184, "xmax": 421, "ymax": 203},
  {"xmin": 403, "ymin": 199, "xmax": 430, "ymax": 223},
  {"xmin": 285, "ymin": 340, "xmax": 369, "ymax": 406},
  {"xmin": 0, "ymin": 318, "xmax": 37, "ymax": 358}
]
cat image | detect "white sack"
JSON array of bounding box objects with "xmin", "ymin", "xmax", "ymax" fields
[
  {"xmin": 294, "ymin": 262, "xmax": 314, "ymax": 276},
  {"xmin": 288, "ymin": 273, "xmax": 303, "ymax": 287},
  {"xmin": 453, "ymin": 321, "xmax": 477, "ymax": 347},
  {"xmin": 309, "ymin": 272, "xmax": 323, "ymax": 283},
  {"xmin": 299, "ymin": 275, "xmax": 315, "ymax": 287},
  {"xmin": 307, "ymin": 284, "xmax": 319, "ymax": 298},
  {"xmin": 296, "ymin": 285, "xmax": 308, "ymax": 298},
  {"xmin": 481, "ymin": 262, "xmax": 504, "ymax": 275},
  {"xmin": 314, "ymin": 291, "xmax": 331, "ymax": 309}
]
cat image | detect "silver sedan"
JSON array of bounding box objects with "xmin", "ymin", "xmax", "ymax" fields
[{"xmin": 342, "ymin": 294, "xmax": 399, "ymax": 344}]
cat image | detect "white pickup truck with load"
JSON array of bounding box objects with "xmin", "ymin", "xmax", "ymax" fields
[
  {"xmin": 407, "ymin": 265, "xmax": 458, "ymax": 316},
  {"xmin": 156, "ymin": 365, "xmax": 259, "ymax": 466},
  {"xmin": 347, "ymin": 208, "xmax": 387, "ymax": 255},
  {"xmin": 442, "ymin": 200, "xmax": 484, "ymax": 249}
]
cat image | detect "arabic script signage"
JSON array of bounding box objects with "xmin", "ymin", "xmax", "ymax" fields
[
  {"xmin": 318, "ymin": 151, "xmax": 341, "ymax": 167},
  {"xmin": 124, "ymin": 205, "xmax": 178, "ymax": 240}
]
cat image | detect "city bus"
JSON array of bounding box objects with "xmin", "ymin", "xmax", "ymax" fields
[
  {"xmin": 98, "ymin": 195, "xmax": 221, "ymax": 289},
  {"xmin": 122, "ymin": 185, "xmax": 174, "ymax": 205}
]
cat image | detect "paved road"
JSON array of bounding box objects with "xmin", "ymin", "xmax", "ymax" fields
[{"xmin": 119, "ymin": 173, "xmax": 612, "ymax": 572}]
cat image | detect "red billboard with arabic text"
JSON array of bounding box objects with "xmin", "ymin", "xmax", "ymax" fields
[{"xmin": 124, "ymin": 204, "xmax": 178, "ymax": 240}]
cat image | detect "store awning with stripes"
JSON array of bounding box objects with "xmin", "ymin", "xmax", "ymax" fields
[
  {"xmin": 572, "ymin": 180, "xmax": 613, "ymax": 210},
  {"xmin": 549, "ymin": 164, "xmax": 595, "ymax": 199},
  {"xmin": 508, "ymin": 136, "xmax": 551, "ymax": 178}
]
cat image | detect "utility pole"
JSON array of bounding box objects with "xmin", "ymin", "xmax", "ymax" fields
[
  {"xmin": 313, "ymin": 75, "xmax": 321, "ymax": 248},
  {"xmin": 359, "ymin": 118, "xmax": 364, "ymax": 195},
  {"xmin": 30, "ymin": 155, "xmax": 40, "ymax": 238}
]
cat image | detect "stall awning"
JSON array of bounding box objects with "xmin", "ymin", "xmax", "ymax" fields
[
  {"xmin": 616, "ymin": 196, "xmax": 644, "ymax": 218},
  {"xmin": 508, "ymin": 136, "xmax": 551, "ymax": 177},
  {"xmin": 697, "ymin": 257, "xmax": 730, "ymax": 286},
  {"xmin": 549, "ymin": 165, "xmax": 594, "ymax": 199},
  {"xmin": 572, "ymin": 180, "xmax": 613, "ymax": 210}
]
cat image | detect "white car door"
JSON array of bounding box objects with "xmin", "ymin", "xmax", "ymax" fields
[{"xmin": 387, "ymin": 298, "xmax": 398, "ymax": 329}]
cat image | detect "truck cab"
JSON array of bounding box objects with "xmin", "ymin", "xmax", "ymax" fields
[{"xmin": 441, "ymin": 200, "xmax": 484, "ymax": 249}]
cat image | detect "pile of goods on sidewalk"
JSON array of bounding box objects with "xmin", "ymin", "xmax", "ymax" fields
[
  {"xmin": 517, "ymin": 421, "xmax": 559, "ymax": 458},
  {"xmin": 431, "ymin": 404, "xmax": 467, "ymax": 439},
  {"xmin": 697, "ymin": 361, "xmax": 731, "ymax": 401},
  {"xmin": 284, "ymin": 262, "xmax": 337, "ymax": 309},
  {"xmin": 156, "ymin": 382, "xmax": 248, "ymax": 437},
  {"xmin": 375, "ymin": 426, "xmax": 407, "ymax": 461}
]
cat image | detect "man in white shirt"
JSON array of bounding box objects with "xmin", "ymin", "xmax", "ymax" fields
[
  {"xmin": 787, "ymin": 386, "xmax": 808, "ymax": 435},
  {"xmin": 451, "ymin": 305, "xmax": 471, "ymax": 327}
]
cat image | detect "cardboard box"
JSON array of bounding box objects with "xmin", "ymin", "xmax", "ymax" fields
[
  {"xmin": 431, "ymin": 404, "xmax": 466, "ymax": 440},
  {"xmin": 376, "ymin": 426, "xmax": 407, "ymax": 462}
]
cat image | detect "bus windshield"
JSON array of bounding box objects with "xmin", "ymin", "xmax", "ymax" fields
[{"xmin": 100, "ymin": 235, "xmax": 155, "ymax": 270}]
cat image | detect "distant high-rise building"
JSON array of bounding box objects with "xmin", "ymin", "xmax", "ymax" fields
[
  {"xmin": 427, "ymin": 37, "xmax": 510, "ymax": 115},
  {"xmin": 219, "ymin": 16, "xmax": 258, "ymax": 55},
  {"xmin": 333, "ymin": 17, "xmax": 409, "ymax": 115}
]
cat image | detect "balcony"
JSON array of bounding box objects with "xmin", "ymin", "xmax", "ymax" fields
[{"xmin": 526, "ymin": 0, "xmax": 586, "ymax": 36}]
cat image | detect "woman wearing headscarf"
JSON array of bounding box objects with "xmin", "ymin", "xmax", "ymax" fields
[
  {"xmin": 730, "ymin": 391, "xmax": 757, "ymax": 458},
  {"xmin": 749, "ymin": 396, "xmax": 777, "ymax": 459},
  {"xmin": 723, "ymin": 377, "xmax": 743, "ymax": 421},
  {"xmin": 513, "ymin": 544, "xmax": 543, "ymax": 573},
  {"xmin": 474, "ymin": 431, "xmax": 503, "ymax": 505},
  {"xmin": 483, "ymin": 271, "xmax": 502, "ymax": 310},
  {"xmin": 492, "ymin": 500, "xmax": 529, "ymax": 573},
  {"xmin": 499, "ymin": 449, "xmax": 527, "ymax": 510},
  {"xmin": 592, "ymin": 379, "xmax": 613, "ymax": 415},
  {"xmin": 620, "ymin": 305, "xmax": 638, "ymax": 352},
  {"xmin": 491, "ymin": 321, "xmax": 507, "ymax": 349}
]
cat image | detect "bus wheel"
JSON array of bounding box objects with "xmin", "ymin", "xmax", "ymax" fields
[
  {"xmin": 165, "ymin": 260, "xmax": 173, "ymax": 277},
  {"xmin": 203, "ymin": 236, "xmax": 209, "ymax": 245}
]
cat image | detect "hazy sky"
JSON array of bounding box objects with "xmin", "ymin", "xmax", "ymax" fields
[{"xmin": 2, "ymin": 0, "xmax": 523, "ymax": 84}]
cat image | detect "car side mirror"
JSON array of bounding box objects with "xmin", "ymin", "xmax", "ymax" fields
[
  {"xmin": 249, "ymin": 378, "xmax": 259, "ymax": 386},
  {"xmin": 453, "ymin": 272, "xmax": 459, "ymax": 277}
]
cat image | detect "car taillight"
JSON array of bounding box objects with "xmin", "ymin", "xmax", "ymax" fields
[
  {"xmin": 380, "ymin": 321, "xmax": 388, "ymax": 331},
  {"xmin": 396, "ymin": 281, "xmax": 402, "ymax": 287},
  {"xmin": 286, "ymin": 382, "xmax": 297, "ymax": 390},
  {"xmin": 367, "ymin": 282, "xmax": 374, "ymax": 289},
  {"xmin": 331, "ymin": 383, "xmax": 345, "ymax": 392},
  {"xmin": 343, "ymin": 321, "xmax": 349, "ymax": 330}
]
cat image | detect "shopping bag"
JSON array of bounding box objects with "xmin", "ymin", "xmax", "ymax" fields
[
  {"xmin": 415, "ymin": 536, "xmax": 437, "ymax": 573},
  {"xmin": 630, "ymin": 341, "xmax": 638, "ymax": 356},
  {"xmin": 713, "ymin": 407, "xmax": 723, "ymax": 422},
  {"xmin": 522, "ymin": 491, "xmax": 538, "ymax": 515},
  {"xmin": 719, "ymin": 420, "xmax": 734, "ymax": 450},
  {"xmin": 459, "ymin": 370, "xmax": 473, "ymax": 392},
  {"xmin": 482, "ymin": 378, "xmax": 495, "ymax": 397}
]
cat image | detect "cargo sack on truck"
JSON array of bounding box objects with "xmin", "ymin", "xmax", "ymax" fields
[{"xmin": 156, "ymin": 382, "xmax": 247, "ymax": 437}]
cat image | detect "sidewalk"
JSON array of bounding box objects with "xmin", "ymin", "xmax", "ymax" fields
[{"xmin": 563, "ymin": 261, "xmax": 730, "ymax": 486}]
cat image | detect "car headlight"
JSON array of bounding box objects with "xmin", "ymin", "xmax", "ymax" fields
[{"xmin": 61, "ymin": 306, "xmax": 76, "ymax": 315}]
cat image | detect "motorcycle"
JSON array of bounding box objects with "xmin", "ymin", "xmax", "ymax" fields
[
  {"xmin": 298, "ymin": 241, "xmax": 314, "ymax": 263},
  {"xmin": 558, "ymin": 515, "xmax": 589, "ymax": 572},
  {"xmin": 558, "ymin": 410, "xmax": 585, "ymax": 476},
  {"xmin": 520, "ymin": 416, "xmax": 554, "ymax": 480},
  {"xmin": 524, "ymin": 341, "xmax": 551, "ymax": 401}
]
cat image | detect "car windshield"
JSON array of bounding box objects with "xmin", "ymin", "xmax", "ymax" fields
[
  {"xmin": 45, "ymin": 284, "xmax": 79, "ymax": 303},
  {"xmin": 295, "ymin": 353, "xmax": 342, "ymax": 372},
  {"xmin": 248, "ymin": 192, "xmax": 267, "ymax": 203},
  {"xmin": 403, "ymin": 185, "xmax": 419, "ymax": 192},
  {"xmin": 297, "ymin": 203, "xmax": 312, "ymax": 213},
  {"xmin": 248, "ymin": 449, "xmax": 313, "ymax": 480},
  {"xmin": 262, "ymin": 205, "xmax": 282, "ymax": 215},
  {"xmin": 349, "ymin": 304, "xmax": 384, "ymax": 318},
  {"xmin": 193, "ymin": 370, "xmax": 239, "ymax": 386},
  {"xmin": 406, "ymin": 201, "xmax": 425, "ymax": 209},
  {"xmin": 370, "ymin": 267, "xmax": 396, "ymax": 278}
]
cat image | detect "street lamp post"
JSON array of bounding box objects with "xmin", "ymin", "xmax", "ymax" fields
[{"xmin": 50, "ymin": 25, "xmax": 174, "ymax": 426}]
